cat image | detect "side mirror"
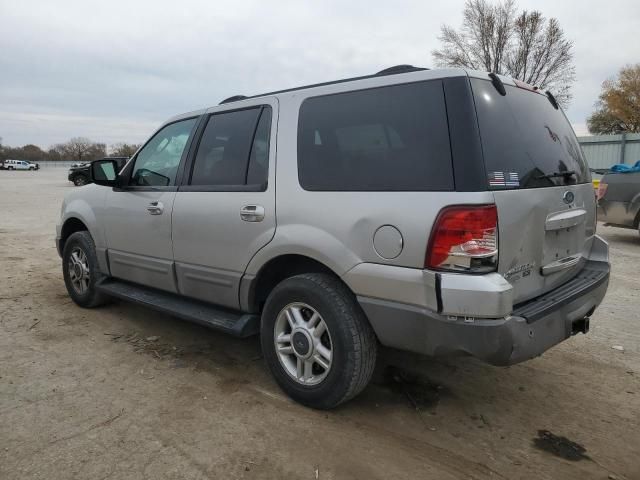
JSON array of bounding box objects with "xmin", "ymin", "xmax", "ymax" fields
[{"xmin": 90, "ymin": 159, "xmax": 119, "ymax": 187}]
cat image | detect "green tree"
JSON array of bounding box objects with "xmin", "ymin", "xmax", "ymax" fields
[{"xmin": 587, "ymin": 64, "xmax": 640, "ymax": 135}]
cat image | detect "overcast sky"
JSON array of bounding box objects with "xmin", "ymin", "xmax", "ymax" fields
[{"xmin": 1, "ymin": 0, "xmax": 638, "ymax": 148}]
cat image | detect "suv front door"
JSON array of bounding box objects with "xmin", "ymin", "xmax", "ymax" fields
[
  {"xmin": 104, "ymin": 117, "xmax": 199, "ymax": 292},
  {"xmin": 171, "ymin": 100, "xmax": 277, "ymax": 309}
]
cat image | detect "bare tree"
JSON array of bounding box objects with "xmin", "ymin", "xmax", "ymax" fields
[
  {"xmin": 109, "ymin": 142, "xmax": 140, "ymax": 158},
  {"xmin": 47, "ymin": 147, "xmax": 62, "ymax": 161},
  {"xmin": 52, "ymin": 137, "xmax": 106, "ymax": 162},
  {"xmin": 1, "ymin": 143, "xmax": 48, "ymax": 162},
  {"xmin": 432, "ymin": 0, "xmax": 575, "ymax": 106}
]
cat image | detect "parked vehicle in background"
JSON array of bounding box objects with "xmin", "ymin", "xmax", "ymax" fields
[
  {"xmin": 597, "ymin": 170, "xmax": 640, "ymax": 234},
  {"xmin": 57, "ymin": 66, "xmax": 610, "ymax": 409},
  {"xmin": 68, "ymin": 157, "xmax": 128, "ymax": 186},
  {"xmin": 1, "ymin": 159, "xmax": 39, "ymax": 170}
]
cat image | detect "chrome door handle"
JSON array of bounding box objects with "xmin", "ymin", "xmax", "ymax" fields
[
  {"xmin": 240, "ymin": 205, "xmax": 265, "ymax": 222},
  {"xmin": 146, "ymin": 201, "xmax": 164, "ymax": 215}
]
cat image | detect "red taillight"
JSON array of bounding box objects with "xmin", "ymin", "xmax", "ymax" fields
[
  {"xmin": 426, "ymin": 205, "xmax": 498, "ymax": 272},
  {"xmin": 596, "ymin": 183, "xmax": 608, "ymax": 200}
]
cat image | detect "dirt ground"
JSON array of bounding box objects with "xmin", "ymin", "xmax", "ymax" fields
[{"xmin": 1, "ymin": 168, "xmax": 639, "ymax": 480}]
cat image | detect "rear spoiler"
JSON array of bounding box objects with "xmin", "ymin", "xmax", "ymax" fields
[{"xmin": 488, "ymin": 73, "xmax": 559, "ymax": 109}]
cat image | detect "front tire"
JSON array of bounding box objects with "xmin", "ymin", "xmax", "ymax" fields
[
  {"xmin": 73, "ymin": 175, "xmax": 88, "ymax": 186},
  {"xmin": 62, "ymin": 231, "xmax": 109, "ymax": 308},
  {"xmin": 261, "ymin": 273, "xmax": 377, "ymax": 409}
]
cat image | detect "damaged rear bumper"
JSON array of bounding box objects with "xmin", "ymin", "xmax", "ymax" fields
[{"xmin": 358, "ymin": 237, "xmax": 610, "ymax": 366}]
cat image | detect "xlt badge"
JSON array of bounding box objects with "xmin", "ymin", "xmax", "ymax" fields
[{"xmin": 504, "ymin": 262, "xmax": 535, "ymax": 281}]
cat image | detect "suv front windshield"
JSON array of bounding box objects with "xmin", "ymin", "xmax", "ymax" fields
[{"xmin": 471, "ymin": 78, "xmax": 590, "ymax": 190}]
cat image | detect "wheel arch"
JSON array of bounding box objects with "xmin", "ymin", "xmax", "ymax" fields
[
  {"xmin": 59, "ymin": 217, "xmax": 90, "ymax": 254},
  {"xmin": 631, "ymin": 193, "xmax": 640, "ymax": 228},
  {"xmin": 240, "ymin": 225, "xmax": 362, "ymax": 313},
  {"xmin": 242, "ymin": 254, "xmax": 347, "ymax": 313}
]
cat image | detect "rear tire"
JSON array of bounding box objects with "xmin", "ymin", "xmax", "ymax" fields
[
  {"xmin": 261, "ymin": 273, "xmax": 377, "ymax": 409},
  {"xmin": 62, "ymin": 231, "xmax": 109, "ymax": 308},
  {"xmin": 7, "ymin": 166, "xmax": 14, "ymax": 170}
]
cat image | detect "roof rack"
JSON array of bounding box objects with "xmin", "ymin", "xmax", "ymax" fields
[
  {"xmin": 376, "ymin": 64, "xmax": 428, "ymax": 76},
  {"xmin": 219, "ymin": 95, "xmax": 248, "ymax": 105},
  {"xmin": 218, "ymin": 64, "xmax": 429, "ymax": 104}
]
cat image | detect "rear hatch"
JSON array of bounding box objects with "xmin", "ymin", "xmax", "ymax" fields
[{"xmin": 470, "ymin": 75, "xmax": 596, "ymax": 304}]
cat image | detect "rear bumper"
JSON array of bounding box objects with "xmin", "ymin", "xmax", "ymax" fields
[{"xmin": 358, "ymin": 238, "xmax": 610, "ymax": 366}]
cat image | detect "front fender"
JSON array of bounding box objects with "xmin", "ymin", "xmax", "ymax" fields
[{"xmin": 58, "ymin": 185, "xmax": 108, "ymax": 249}]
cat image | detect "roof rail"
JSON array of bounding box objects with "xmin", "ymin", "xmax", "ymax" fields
[
  {"xmin": 217, "ymin": 66, "xmax": 430, "ymax": 105},
  {"xmin": 219, "ymin": 95, "xmax": 248, "ymax": 105},
  {"xmin": 376, "ymin": 64, "xmax": 428, "ymax": 76}
]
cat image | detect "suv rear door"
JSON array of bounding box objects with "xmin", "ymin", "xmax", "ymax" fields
[
  {"xmin": 171, "ymin": 99, "xmax": 277, "ymax": 309},
  {"xmin": 470, "ymin": 75, "xmax": 596, "ymax": 304}
]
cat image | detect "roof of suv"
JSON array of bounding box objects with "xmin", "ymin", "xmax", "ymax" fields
[
  {"xmin": 166, "ymin": 67, "xmax": 519, "ymax": 125},
  {"xmin": 218, "ymin": 64, "xmax": 431, "ymax": 104}
]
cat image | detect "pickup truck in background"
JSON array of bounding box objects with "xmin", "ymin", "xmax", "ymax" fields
[
  {"xmin": 1, "ymin": 159, "xmax": 40, "ymax": 170},
  {"xmin": 597, "ymin": 170, "xmax": 640, "ymax": 234}
]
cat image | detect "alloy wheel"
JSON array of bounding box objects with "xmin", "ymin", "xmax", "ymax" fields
[
  {"xmin": 274, "ymin": 302, "xmax": 333, "ymax": 386},
  {"xmin": 68, "ymin": 247, "xmax": 90, "ymax": 294}
]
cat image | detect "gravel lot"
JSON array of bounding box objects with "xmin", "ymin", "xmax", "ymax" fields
[{"xmin": 1, "ymin": 169, "xmax": 639, "ymax": 480}]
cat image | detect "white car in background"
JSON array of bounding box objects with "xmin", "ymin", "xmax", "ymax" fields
[{"xmin": 1, "ymin": 159, "xmax": 39, "ymax": 170}]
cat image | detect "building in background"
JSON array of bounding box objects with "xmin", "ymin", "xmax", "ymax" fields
[{"xmin": 578, "ymin": 134, "xmax": 640, "ymax": 171}]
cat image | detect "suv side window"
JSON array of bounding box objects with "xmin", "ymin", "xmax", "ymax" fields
[
  {"xmin": 130, "ymin": 118, "xmax": 198, "ymax": 187},
  {"xmin": 189, "ymin": 106, "xmax": 271, "ymax": 187},
  {"xmin": 297, "ymin": 81, "xmax": 453, "ymax": 191}
]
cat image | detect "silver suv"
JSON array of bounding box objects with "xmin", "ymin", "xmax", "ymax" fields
[{"xmin": 57, "ymin": 66, "xmax": 610, "ymax": 408}]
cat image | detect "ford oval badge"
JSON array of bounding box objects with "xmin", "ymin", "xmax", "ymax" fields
[{"xmin": 563, "ymin": 191, "xmax": 575, "ymax": 204}]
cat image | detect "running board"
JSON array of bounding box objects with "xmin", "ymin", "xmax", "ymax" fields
[{"xmin": 96, "ymin": 279, "xmax": 259, "ymax": 337}]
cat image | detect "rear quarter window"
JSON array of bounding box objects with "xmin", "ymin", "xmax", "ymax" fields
[
  {"xmin": 297, "ymin": 81, "xmax": 453, "ymax": 191},
  {"xmin": 471, "ymin": 78, "xmax": 590, "ymax": 190}
]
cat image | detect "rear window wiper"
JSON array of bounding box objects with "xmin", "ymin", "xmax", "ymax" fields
[{"xmin": 537, "ymin": 170, "xmax": 576, "ymax": 180}]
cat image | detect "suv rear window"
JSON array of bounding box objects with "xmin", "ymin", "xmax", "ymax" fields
[
  {"xmin": 297, "ymin": 81, "xmax": 453, "ymax": 191},
  {"xmin": 471, "ymin": 78, "xmax": 590, "ymax": 190}
]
